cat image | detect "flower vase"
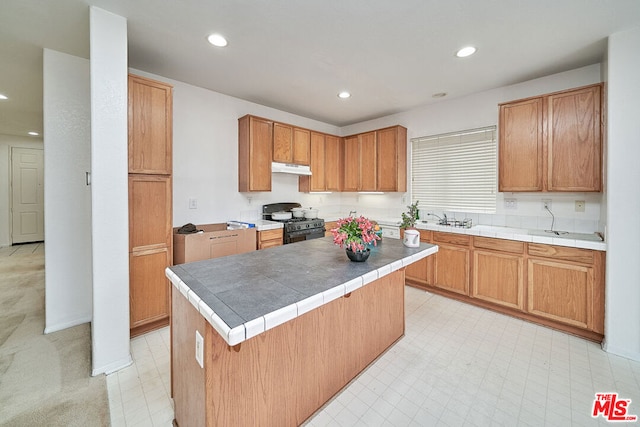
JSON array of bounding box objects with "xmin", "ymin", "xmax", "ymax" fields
[{"xmin": 346, "ymin": 247, "xmax": 370, "ymax": 262}]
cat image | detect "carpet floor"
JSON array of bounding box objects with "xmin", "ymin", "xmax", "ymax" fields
[{"xmin": 0, "ymin": 243, "xmax": 110, "ymax": 426}]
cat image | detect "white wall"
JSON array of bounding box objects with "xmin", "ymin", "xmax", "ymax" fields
[
  {"xmin": 42, "ymin": 49, "xmax": 93, "ymax": 333},
  {"xmin": 340, "ymin": 64, "xmax": 604, "ymax": 232},
  {"xmin": 90, "ymin": 7, "xmax": 131, "ymax": 376},
  {"xmin": 132, "ymin": 65, "xmax": 604, "ymax": 230},
  {"xmin": 0, "ymin": 135, "xmax": 43, "ymax": 247},
  {"xmin": 129, "ymin": 68, "xmax": 345, "ymax": 225},
  {"xmin": 603, "ymin": 26, "xmax": 640, "ymax": 361}
]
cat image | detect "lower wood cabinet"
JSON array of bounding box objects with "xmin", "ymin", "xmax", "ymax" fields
[
  {"xmin": 405, "ymin": 231, "xmax": 605, "ymax": 342},
  {"xmin": 257, "ymin": 228, "xmax": 283, "ymax": 249},
  {"xmin": 472, "ymin": 237, "xmax": 524, "ymax": 311},
  {"xmin": 128, "ymin": 174, "xmax": 172, "ymax": 337},
  {"xmin": 129, "ymin": 248, "xmax": 171, "ymax": 335},
  {"xmin": 432, "ymin": 232, "xmax": 470, "ymax": 295},
  {"xmin": 404, "ymin": 230, "xmax": 432, "ymax": 286},
  {"xmin": 324, "ymin": 221, "xmax": 338, "ymax": 237}
]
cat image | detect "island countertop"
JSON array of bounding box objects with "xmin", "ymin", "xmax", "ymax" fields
[{"xmin": 166, "ymin": 236, "xmax": 437, "ymax": 346}]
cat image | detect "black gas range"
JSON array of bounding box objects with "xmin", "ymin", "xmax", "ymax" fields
[{"xmin": 262, "ymin": 203, "xmax": 326, "ymax": 245}]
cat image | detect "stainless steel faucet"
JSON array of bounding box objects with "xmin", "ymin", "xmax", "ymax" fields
[
  {"xmin": 427, "ymin": 212, "xmax": 448, "ymax": 225},
  {"xmin": 349, "ymin": 210, "xmax": 357, "ymax": 217}
]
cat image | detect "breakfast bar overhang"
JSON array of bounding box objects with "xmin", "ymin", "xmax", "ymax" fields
[{"xmin": 166, "ymin": 237, "xmax": 438, "ymax": 426}]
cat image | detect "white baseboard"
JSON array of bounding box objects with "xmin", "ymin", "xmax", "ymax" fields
[
  {"xmin": 602, "ymin": 339, "xmax": 640, "ymax": 362},
  {"xmin": 93, "ymin": 354, "xmax": 133, "ymax": 376},
  {"xmin": 44, "ymin": 315, "xmax": 92, "ymax": 334}
]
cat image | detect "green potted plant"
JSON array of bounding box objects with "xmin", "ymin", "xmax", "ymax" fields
[
  {"xmin": 400, "ymin": 200, "xmax": 420, "ymax": 247},
  {"xmin": 400, "ymin": 200, "xmax": 419, "ymax": 229}
]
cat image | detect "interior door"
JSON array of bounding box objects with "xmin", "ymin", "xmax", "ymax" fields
[{"xmin": 11, "ymin": 147, "xmax": 44, "ymax": 243}]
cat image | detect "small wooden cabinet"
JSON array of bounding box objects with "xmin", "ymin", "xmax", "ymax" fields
[
  {"xmin": 128, "ymin": 74, "xmax": 173, "ymax": 337},
  {"xmin": 324, "ymin": 221, "xmax": 338, "ymax": 237},
  {"xmin": 257, "ymin": 228, "xmax": 283, "ymax": 250},
  {"xmin": 239, "ymin": 115, "xmax": 273, "ymax": 192},
  {"xmin": 527, "ymin": 243, "xmax": 604, "ymax": 334},
  {"xmin": 472, "ymin": 237, "xmax": 524, "ymax": 311},
  {"xmin": 325, "ymin": 135, "xmax": 343, "ymax": 191},
  {"xmin": 128, "ymin": 75, "xmax": 173, "ymax": 175},
  {"xmin": 273, "ymin": 124, "xmax": 310, "ymax": 166},
  {"xmin": 376, "ymin": 126, "xmax": 407, "ymax": 192},
  {"xmin": 499, "ymin": 83, "xmax": 603, "ymax": 192},
  {"xmin": 404, "ymin": 229, "xmax": 433, "ymax": 286},
  {"xmin": 432, "ymin": 232, "xmax": 470, "ymax": 295}
]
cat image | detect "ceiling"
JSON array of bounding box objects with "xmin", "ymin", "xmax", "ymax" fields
[{"xmin": 1, "ymin": 0, "xmax": 640, "ymax": 137}]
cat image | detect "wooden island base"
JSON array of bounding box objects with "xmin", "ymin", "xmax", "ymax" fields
[{"xmin": 172, "ymin": 269, "xmax": 406, "ymax": 427}]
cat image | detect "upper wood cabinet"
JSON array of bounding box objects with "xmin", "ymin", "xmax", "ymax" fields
[
  {"xmin": 238, "ymin": 115, "xmax": 273, "ymax": 192},
  {"xmin": 128, "ymin": 75, "xmax": 173, "ymax": 175},
  {"xmin": 341, "ymin": 125, "xmax": 407, "ymax": 192},
  {"xmin": 299, "ymin": 132, "xmax": 329, "ymax": 192},
  {"xmin": 499, "ymin": 97, "xmax": 543, "ymax": 191},
  {"xmin": 499, "ymin": 83, "xmax": 603, "ymax": 192},
  {"xmin": 325, "ymin": 135, "xmax": 343, "ymax": 191},
  {"xmin": 273, "ymin": 123, "xmax": 310, "ymax": 165},
  {"xmin": 376, "ymin": 126, "xmax": 407, "ymax": 192}
]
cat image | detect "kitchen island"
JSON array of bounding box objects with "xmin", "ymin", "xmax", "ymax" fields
[{"xmin": 166, "ymin": 236, "xmax": 437, "ymax": 427}]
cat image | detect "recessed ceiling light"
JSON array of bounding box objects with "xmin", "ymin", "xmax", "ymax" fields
[
  {"xmin": 28, "ymin": 131, "xmax": 39, "ymax": 136},
  {"xmin": 456, "ymin": 46, "xmax": 477, "ymax": 58},
  {"xmin": 0, "ymin": 93, "xmax": 8, "ymax": 100},
  {"xmin": 207, "ymin": 33, "xmax": 228, "ymax": 47},
  {"xmin": 432, "ymin": 92, "xmax": 447, "ymax": 98},
  {"xmin": 338, "ymin": 91, "xmax": 351, "ymax": 99}
]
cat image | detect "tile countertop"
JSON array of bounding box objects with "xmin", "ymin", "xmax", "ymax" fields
[
  {"xmin": 253, "ymin": 219, "xmax": 284, "ymax": 231},
  {"xmin": 165, "ymin": 236, "xmax": 438, "ymax": 346},
  {"xmin": 413, "ymin": 221, "xmax": 606, "ymax": 251}
]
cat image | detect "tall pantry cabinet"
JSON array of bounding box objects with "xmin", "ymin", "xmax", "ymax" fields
[{"xmin": 128, "ymin": 74, "xmax": 173, "ymax": 337}]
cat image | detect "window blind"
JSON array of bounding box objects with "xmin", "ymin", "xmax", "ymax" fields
[{"xmin": 411, "ymin": 126, "xmax": 497, "ymax": 213}]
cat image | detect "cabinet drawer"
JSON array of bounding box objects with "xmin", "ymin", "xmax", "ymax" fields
[
  {"xmin": 258, "ymin": 228, "xmax": 283, "ymax": 242},
  {"xmin": 433, "ymin": 232, "xmax": 470, "ymax": 246},
  {"xmin": 528, "ymin": 243, "xmax": 594, "ymax": 264},
  {"xmin": 474, "ymin": 236, "xmax": 524, "ymax": 254}
]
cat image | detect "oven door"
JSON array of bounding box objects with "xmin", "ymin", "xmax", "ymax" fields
[{"xmin": 286, "ymin": 228, "xmax": 326, "ymax": 244}]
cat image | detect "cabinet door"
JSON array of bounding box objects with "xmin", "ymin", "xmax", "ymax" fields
[
  {"xmin": 433, "ymin": 244, "xmax": 469, "ymax": 295},
  {"xmin": 130, "ymin": 248, "xmax": 171, "ymax": 331},
  {"xmin": 273, "ymin": 123, "xmax": 293, "ymax": 163},
  {"xmin": 128, "ymin": 75, "xmax": 173, "ymax": 175},
  {"xmin": 238, "ymin": 116, "xmax": 272, "ymax": 192},
  {"xmin": 359, "ymin": 132, "xmax": 377, "ymax": 191},
  {"xmin": 376, "ymin": 127, "xmax": 406, "ymax": 192},
  {"xmin": 473, "ymin": 250, "xmax": 524, "ymax": 310},
  {"xmin": 528, "ymin": 259, "xmax": 593, "ymax": 329},
  {"xmin": 129, "ymin": 175, "xmax": 172, "ymax": 252},
  {"xmin": 325, "ymin": 136, "xmax": 343, "ymax": 191},
  {"xmin": 293, "ymin": 128, "xmax": 311, "ymax": 165},
  {"xmin": 309, "ymin": 132, "xmax": 326, "ymax": 191},
  {"xmin": 498, "ymin": 97, "xmax": 543, "ymax": 191},
  {"xmin": 343, "ymin": 136, "xmax": 359, "ymax": 191},
  {"xmin": 547, "ymin": 84, "xmax": 602, "ymax": 191}
]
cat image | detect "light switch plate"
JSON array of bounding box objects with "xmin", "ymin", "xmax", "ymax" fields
[{"xmin": 195, "ymin": 330, "xmax": 204, "ymax": 368}]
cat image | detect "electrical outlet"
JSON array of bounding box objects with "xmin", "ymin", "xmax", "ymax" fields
[
  {"xmin": 401, "ymin": 195, "xmax": 407, "ymax": 205},
  {"xmin": 189, "ymin": 198, "xmax": 198, "ymax": 209},
  {"xmin": 195, "ymin": 330, "xmax": 204, "ymax": 368},
  {"xmin": 504, "ymin": 198, "xmax": 517, "ymax": 209},
  {"xmin": 575, "ymin": 200, "xmax": 586, "ymax": 212},
  {"xmin": 542, "ymin": 199, "xmax": 552, "ymax": 210}
]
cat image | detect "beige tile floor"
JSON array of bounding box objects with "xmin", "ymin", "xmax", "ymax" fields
[{"xmin": 108, "ymin": 286, "xmax": 640, "ymax": 426}]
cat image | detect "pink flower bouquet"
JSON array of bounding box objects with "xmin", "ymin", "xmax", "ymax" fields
[{"xmin": 331, "ymin": 216, "xmax": 381, "ymax": 252}]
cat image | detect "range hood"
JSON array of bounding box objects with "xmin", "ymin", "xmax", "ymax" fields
[{"xmin": 271, "ymin": 162, "xmax": 312, "ymax": 176}]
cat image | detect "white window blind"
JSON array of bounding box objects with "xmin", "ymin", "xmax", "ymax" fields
[{"xmin": 411, "ymin": 126, "xmax": 497, "ymax": 213}]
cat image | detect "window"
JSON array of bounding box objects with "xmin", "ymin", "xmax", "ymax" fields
[{"xmin": 411, "ymin": 126, "xmax": 497, "ymax": 213}]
